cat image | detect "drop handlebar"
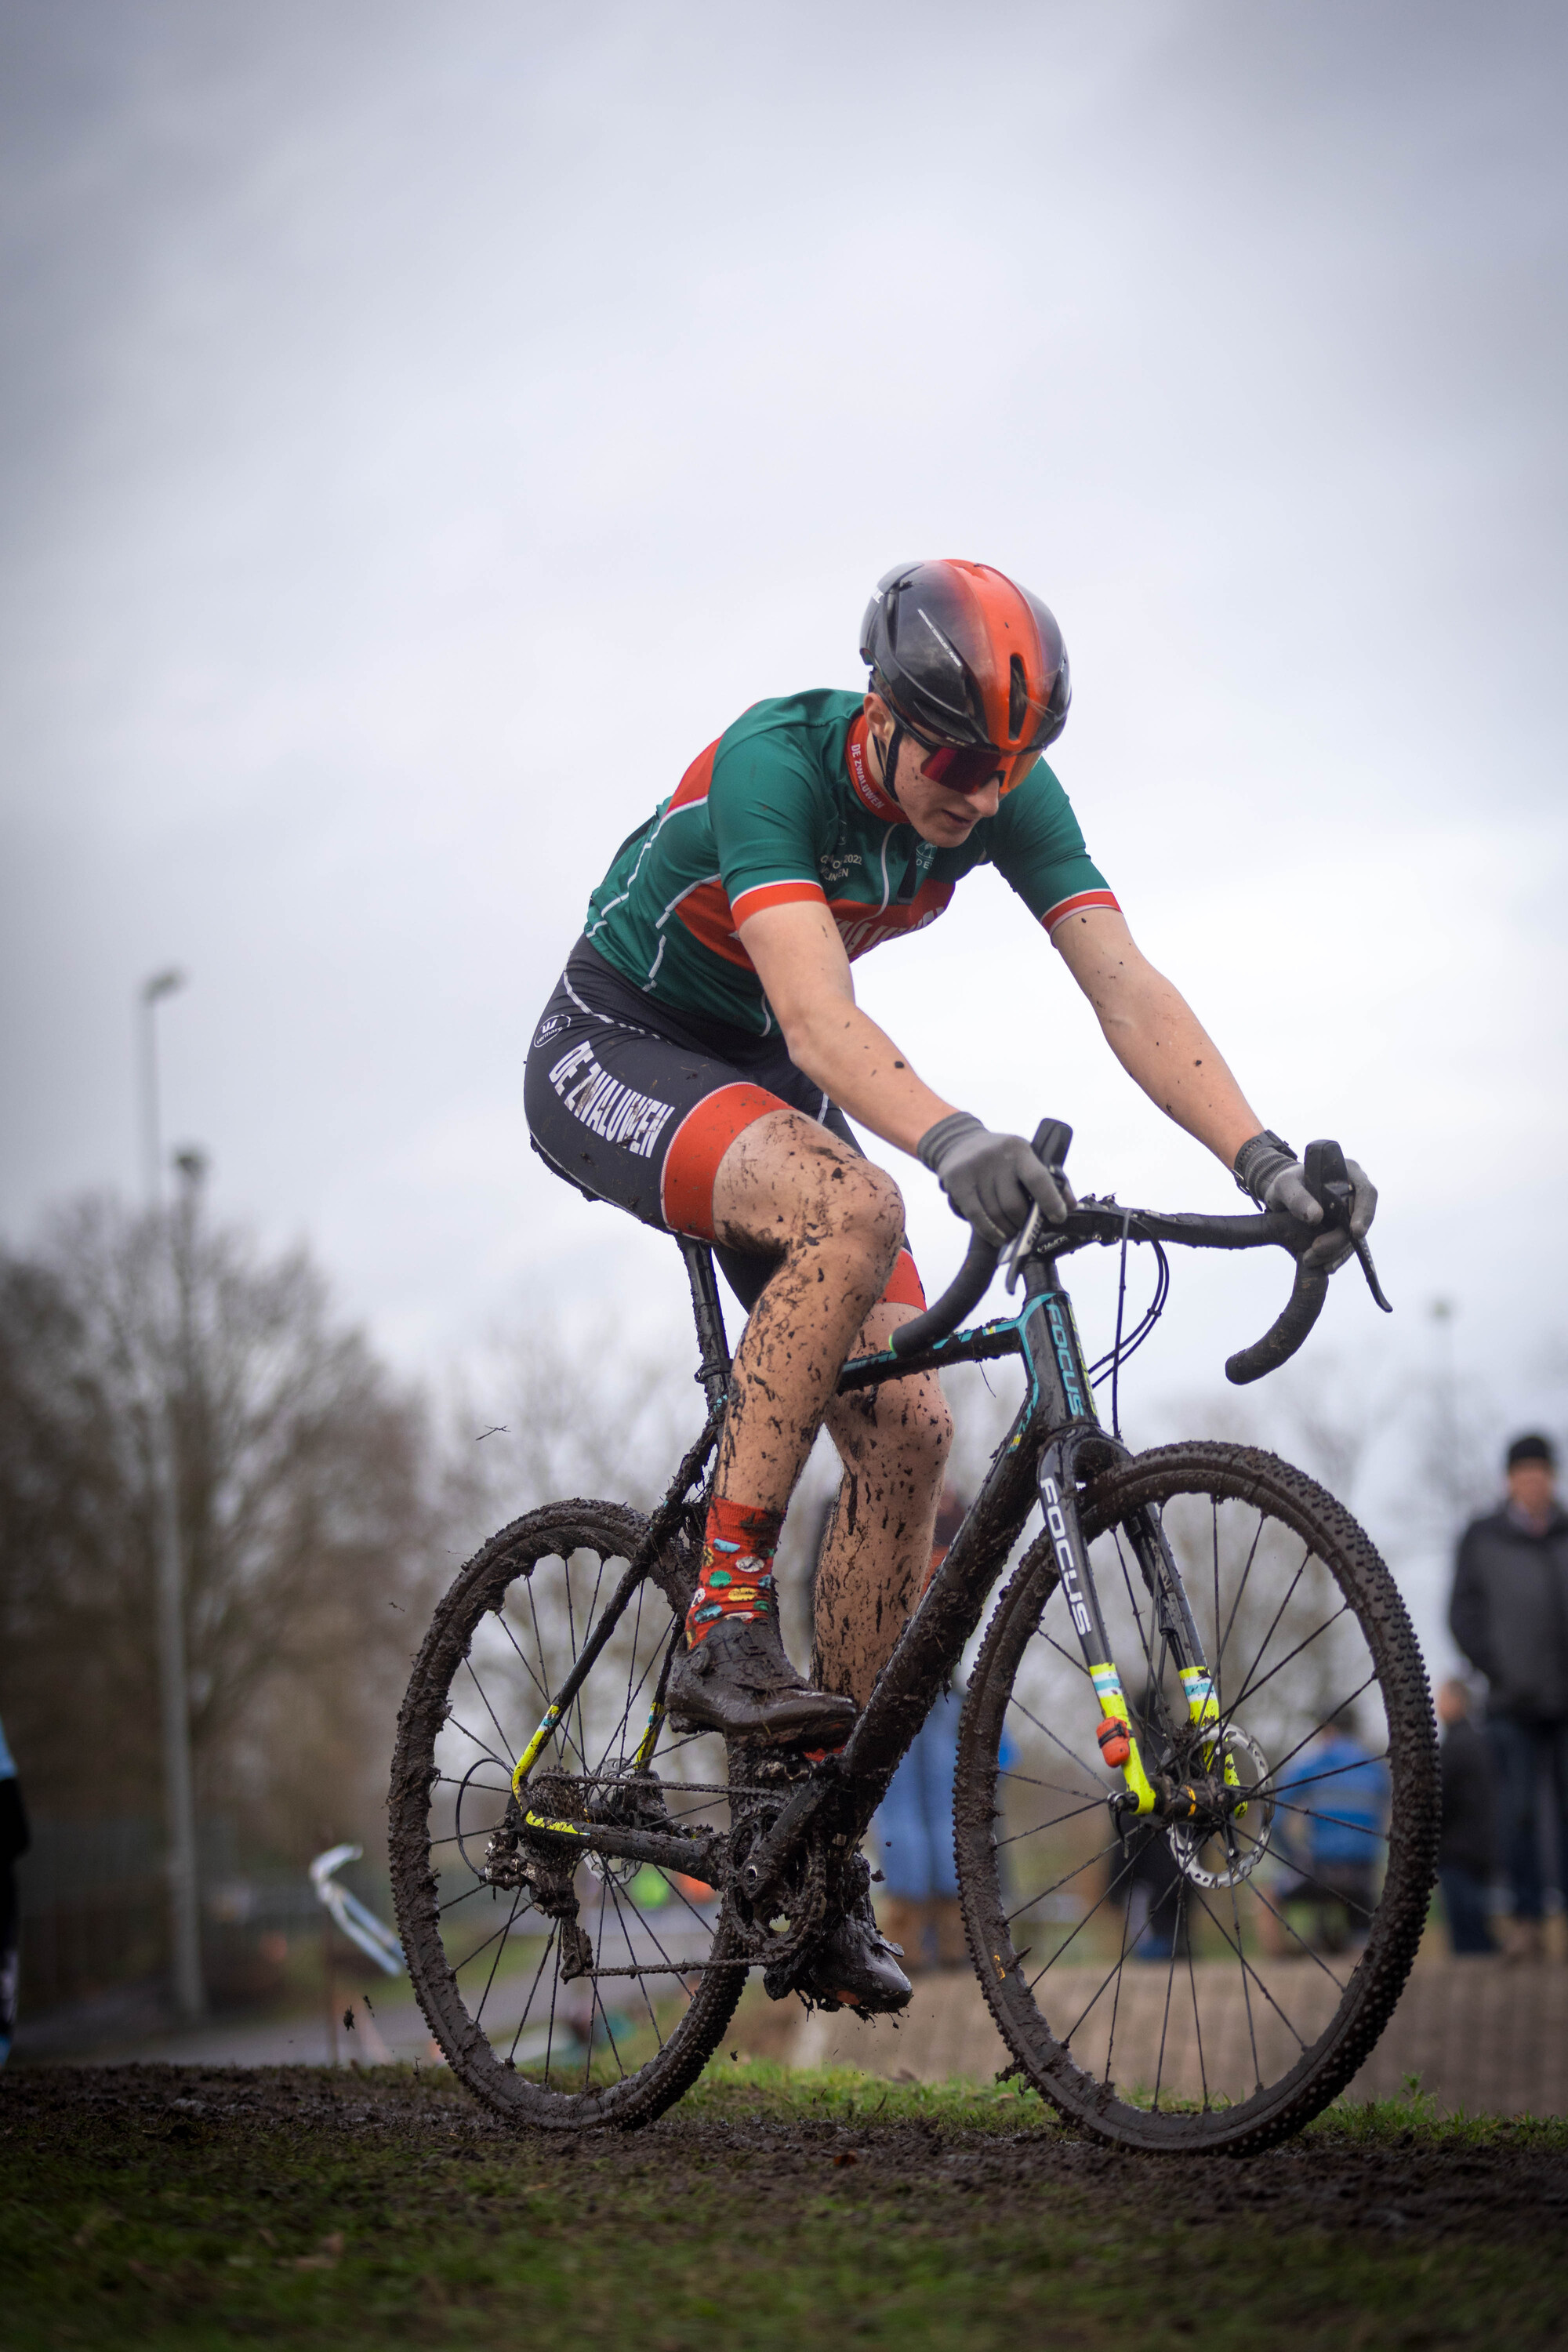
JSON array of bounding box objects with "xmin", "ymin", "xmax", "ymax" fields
[{"xmin": 889, "ymin": 1127, "xmax": 1388, "ymax": 1385}]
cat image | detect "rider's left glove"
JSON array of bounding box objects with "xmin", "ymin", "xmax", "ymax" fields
[
  {"xmin": 1233, "ymin": 1131, "xmax": 1377, "ymax": 1272},
  {"xmin": 916, "ymin": 1113, "xmax": 1069, "ymax": 1249}
]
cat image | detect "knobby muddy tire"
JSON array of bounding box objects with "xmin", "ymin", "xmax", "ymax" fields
[
  {"xmin": 954, "ymin": 1442, "xmax": 1439, "ymax": 2155},
  {"xmin": 389, "ymin": 1499, "xmax": 746, "ymax": 2130}
]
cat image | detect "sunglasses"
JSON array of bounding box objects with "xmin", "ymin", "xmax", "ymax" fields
[{"xmin": 909, "ymin": 731, "xmax": 1041, "ymax": 798}]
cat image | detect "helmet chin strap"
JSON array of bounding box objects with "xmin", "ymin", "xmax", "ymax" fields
[{"xmin": 874, "ymin": 717, "xmax": 905, "ymax": 806}]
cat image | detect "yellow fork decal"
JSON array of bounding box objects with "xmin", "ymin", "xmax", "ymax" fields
[
  {"xmin": 1180, "ymin": 1664, "xmax": 1245, "ymax": 1812},
  {"xmin": 1088, "ymin": 1662, "xmax": 1157, "ymax": 1817}
]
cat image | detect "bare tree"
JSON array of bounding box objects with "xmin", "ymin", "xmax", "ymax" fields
[{"xmin": 0, "ymin": 1190, "xmax": 444, "ymax": 1865}]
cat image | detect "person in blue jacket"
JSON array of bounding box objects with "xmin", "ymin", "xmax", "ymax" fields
[{"xmin": 1271, "ymin": 1704, "xmax": 1389, "ymax": 1955}]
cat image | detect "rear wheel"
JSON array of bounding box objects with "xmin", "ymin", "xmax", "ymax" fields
[
  {"xmin": 390, "ymin": 1500, "xmax": 753, "ymax": 2129},
  {"xmin": 956, "ymin": 1443, "xmax": 1438, "ymax": 2154}
]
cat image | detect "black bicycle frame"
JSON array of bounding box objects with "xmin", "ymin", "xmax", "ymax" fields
[
  {"xmin": 511, "ymin": 1197, "xmax": 1326, "ymax": 1892},
  {"xmin": 675, "ymin": 1232, "xmax": 1227, "ymax": 1910}
]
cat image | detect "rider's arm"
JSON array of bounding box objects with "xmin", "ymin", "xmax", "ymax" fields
[
  {"xmin": 1050, "ymin": 906, "xmax": 1262, "ymax": 1171},
  {"xmin": 737, "ymin": 898, "xmax": 958, "ymax": 1153}
]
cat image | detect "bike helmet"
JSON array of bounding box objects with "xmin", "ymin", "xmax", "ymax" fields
[{"xmin": 859, "ymin": 559, "xmax": 1070, "ymax": 797}]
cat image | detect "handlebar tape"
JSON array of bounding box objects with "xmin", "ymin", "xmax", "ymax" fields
[
  {"xmin": 1224, "ymin": 1255, "xmax": 1330, "ymax": 1385},
  {"xmin": 889, "ymin": 1231, "xmax": 1000, "ymax": 1358}
]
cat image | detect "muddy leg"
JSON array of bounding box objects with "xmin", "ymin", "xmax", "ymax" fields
[
  {"xmin": 708, "ymin": 1108, "xmax": 905, "ymax": 1517},
  {"xmin": 811, "ymin": 1302, "xmax": 952, "ymax": 1708}
]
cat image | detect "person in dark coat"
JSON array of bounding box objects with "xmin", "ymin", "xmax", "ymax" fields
[
  {"xmin": 1449, "ymin": 1432, "xmax": 1568, "ymax": 1958},
  {"xmin": 873, "ymin": 1490, "xmax": 968, "ymax": 1973},
  {"xmin": 0, "ymin": 1713, "xmax": 28, "ymax": 2067},
  {"xmin": 1436, "ymin": 1679, "xmax": 1497, "ymax": 1955}
]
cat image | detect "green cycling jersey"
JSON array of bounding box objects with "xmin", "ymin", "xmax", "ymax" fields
[{"xmin": 584, "ymin": 688, "xmax": 1117, "ymax": 1036}]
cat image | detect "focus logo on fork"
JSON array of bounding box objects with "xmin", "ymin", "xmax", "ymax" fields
[{"xmin": 1040, "ymin": 1475, "xmax": 1091, "ymax": 1637}]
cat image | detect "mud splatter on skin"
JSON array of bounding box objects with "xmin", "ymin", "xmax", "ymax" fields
[{"xmin": 711, "ymin": 1109, "xmax": 950, "ymax": 1706}]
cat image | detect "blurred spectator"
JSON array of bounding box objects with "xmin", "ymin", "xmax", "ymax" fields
[
  {"xmin": 1271, "ymin": 1705, "xmax": 1389, "ymax": 1954},
  {"xmin": 1123, "ymin": 1816, "xmax": 1191, "ymax": 1962},
  {"xmin": 1450, "ymin": 1432, "xmax": 1568, "ymax": 1962},
  {"xmin": 1436, "ymin": 1679, "xmax": 1496, "ymax": 1955},
  {"xmin": 875, "ymin": 1491, "xmax": 968, "ymax": 1974},
  {"xmin": 0, "ymin": 1711, "xmax": 27, "ymax": 2066},
  {"xmin": 1118, "ymin": 1688, "xmax": 1190, "ymax": 1962}
]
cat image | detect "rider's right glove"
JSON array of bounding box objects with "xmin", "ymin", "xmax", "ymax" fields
[
  {"xmin": 1233, "ymin": 1130, "xmax": 1377, "ymax": 1273},
  {"xmin": 916, "ymin": 1112, "xmax": 1069, "ymax": 1249}
]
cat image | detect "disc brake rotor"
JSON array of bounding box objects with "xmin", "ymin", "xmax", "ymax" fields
[{"xmin": 1167, "ymin": 1720, "xmax": 1276, "ymax": 1889}]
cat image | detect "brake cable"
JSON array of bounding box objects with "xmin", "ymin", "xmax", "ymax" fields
[{"xmin": 1085, "ymin": 1207, "xmax": 1171, "ymax": 1442}]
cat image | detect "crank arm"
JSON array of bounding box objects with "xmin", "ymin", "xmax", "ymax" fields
[{"xmin": 735, "ymin": 1770, "xmax": 833, "ymax": 1904}]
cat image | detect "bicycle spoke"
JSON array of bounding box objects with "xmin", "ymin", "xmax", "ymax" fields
[
  {"xmin": 1262, "ymin": 1745, "xmax": 1391, "ymax": 1799},
  {"xmin": 606, "ymin": 1872, "xmax": 667, "ymax": 2049},
  {"xmin": 1184, "ymin": 1890, "xmax": 1210, "ymax": 2111},
  {"xmin": 1053, "ymin": 1867, "xmax": 1167, "ymax": 2041},
  {"xmin": 1025, "ymin": 1845, "xmax": 1142, "ymax": 1989},
  {"xmin": 993, "ymin": 1795, "xmax": 1113, "ymax": 1850},
  {"xmin": 1244, "ymin": 1878, "xmax": 1353, "ymax": 1987},
  {"xmin": 1212, "ymin": 1506, "xmax": 1266, "ymax": 1681},
  {"xmin": 509, "ymin": 1924, "xmax": 559, "ymax": 2063},
  {"xmin": 1006, "ymin": 1692, "xmax": 1105, "ymax": 1788},
  {"xmin": 1227, "ymin": 1606, "xmax": 1356, "ymax": 1722},
  {"xmin": 1267, "ymin": 1795, "xmax": 1386, "ymax": 1847},
  {"xmin": 442, "ymin": 1712, "xmax": 514, "ymax": 1773},
  {"xmin": 463, "ymin": 1657, "xmax": 524, "ymax": 1778},
  {"xmin": 471, "ymin": 1888, "xmax": 525, "ymax": 2027},
  {"xmin": 1004, "ymin": 1832, "xmax": 1126, "ymax": 1935},
  {"xmin": 996, "ymin": 1765, "xmax": 1104, "ymax": 1802},
  {"xmin": 1039, "ymin": 1632, "xmax": 1094, "ymax": 1682},
  {"xmin": 1231, "ymin": 1541, "xmax": 1313, "ymax": 1715},
  {"xmin": 1152, "ymin": 1880, "xmax": 1182, "ymax": 2110},
  {"xmin": 1196, "ymin": 1877, "xmax": 1312, "ymax": 2067}
]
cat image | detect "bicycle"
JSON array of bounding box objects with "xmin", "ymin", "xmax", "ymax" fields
[{"xmin": 388, "ymin": 1122, "xmax": 1438, "ymax": 2154}]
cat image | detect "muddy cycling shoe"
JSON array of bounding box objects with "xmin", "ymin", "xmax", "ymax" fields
[
  {"xmin": 665, "ymin": 1616, "xmax": 858, "ymax": 1749},
  {"xmin": 768, "ymin": 1858, "xmax": 913, "ymax": 2017}
]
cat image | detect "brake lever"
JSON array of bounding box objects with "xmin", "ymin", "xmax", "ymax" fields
[
  {"xmin": 1302, "ymin": 1138, "xmax": 1392, "ymax": 1315},
  {"xmin": 1004, "ymin": 1117, "xmax": 1076, "ymax": 1293},
  {"xmin": 1003, "ymin": 1203, "xmax": 1041, "ymax": 1294},
  {"xmin": 1355, "ymin": 1236, "xmax": 1393, "ymax": 1313}
]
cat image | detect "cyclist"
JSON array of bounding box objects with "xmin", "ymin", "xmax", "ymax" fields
[{"xmin": 524, "ymin": 558, "xmax": 1377, "ymax": 2009}]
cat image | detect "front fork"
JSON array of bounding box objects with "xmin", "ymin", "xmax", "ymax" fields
[{"xmin": 1038, "ymin": 1436, "xmax": 1233, "ymax": 1818}]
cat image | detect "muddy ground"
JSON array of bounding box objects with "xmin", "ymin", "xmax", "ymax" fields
[
  {"xmin": 6, "ymin": 2061, "xmax": 1568, "ymax": 2237},
  {"xmin": 6, "ymin": 2062, "xmax": 1568, "ymax": 2347}
]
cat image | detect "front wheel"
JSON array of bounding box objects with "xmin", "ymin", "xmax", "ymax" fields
[{"xmin": 956, "ymin": 1443, "xmax": 1439, "ymax": 2154}]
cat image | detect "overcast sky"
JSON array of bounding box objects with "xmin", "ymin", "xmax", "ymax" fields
[{"xmin": 2, "ymin": 1, "xmax": 1565, "ymax": 1658}]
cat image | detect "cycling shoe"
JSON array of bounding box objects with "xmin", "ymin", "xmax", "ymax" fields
[{"xmin": 666, "ymin": 1615, "xmax": 857, "ymax": 1750}]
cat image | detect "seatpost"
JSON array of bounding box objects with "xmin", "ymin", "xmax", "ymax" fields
[{"xmin": 678, "ymin": 1238, "xmax": 731, "ymax": 1413}]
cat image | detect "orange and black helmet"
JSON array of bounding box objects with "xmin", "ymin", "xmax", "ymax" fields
[{"xmin": 859, "ymin": 559, "xmax": 1070, "ymax": 796}]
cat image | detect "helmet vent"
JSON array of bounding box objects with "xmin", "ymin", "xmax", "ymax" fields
[{"xmin": 1008, "ymin": 654, "xmax": 1029, "ymax": 742}]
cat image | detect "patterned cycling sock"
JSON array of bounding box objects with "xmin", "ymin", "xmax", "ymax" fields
[{"xmin": 685, "ymin": 1497, "xmax": 783, "ymax": 1645}]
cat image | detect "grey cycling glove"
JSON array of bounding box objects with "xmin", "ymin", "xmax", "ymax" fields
[
  {"xmin": 1233, "ymin": 1130, "xmax": 1377, "ymax": 1272},
  {"xmin": 916, "ymin": 1112, "xmax": 1069, "ymax": 1248}
]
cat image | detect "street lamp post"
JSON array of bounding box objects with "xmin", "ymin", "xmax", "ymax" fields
[{"xmin": 138, "ymin": 970, "xmax": 205, "ymax": 2023}]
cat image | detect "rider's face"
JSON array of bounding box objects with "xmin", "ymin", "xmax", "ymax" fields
[{"xmin": 864, "ymin": 695, "xmax": 1004, "ymax": 845}]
